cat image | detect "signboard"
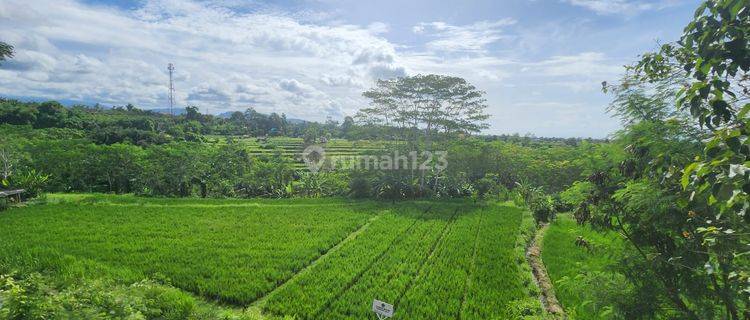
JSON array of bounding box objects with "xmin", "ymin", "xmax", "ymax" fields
[{"xmin": 372, "ymin": 299, "xmax": 394, "ymax": 319}]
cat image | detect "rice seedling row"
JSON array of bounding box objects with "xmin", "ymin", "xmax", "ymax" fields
[
  {"xmin": 0, "ymin": 196, "xmax": 531, "ymax": 319},
  {"xmin": 0, "ymin": 199, "xmax": 375, "ymax": 305},
  {"xmin": 318, "ymin": 208, "xmax": 457, "ymax": 319},
  {"xmin": 461, "ymin": 205, "xmax": 526, "ymax": 319},
  {"xmin": 261, "ymin": 210, "xmax": 421, "ymax": 318},
  {"xmin": 395, "ymin": 208, "xmax": 484, "ymax": 319}
]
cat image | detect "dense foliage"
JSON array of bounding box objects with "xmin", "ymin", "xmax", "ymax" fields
[
  {"xmin": 0, "ymin": 99, "xmax": 351, "ymax": 145},
  {"xmin": 0, "ymin": 125, "xmax": 604, "ymax": 202},
  {"xmin": 358, "ymin": 74, "xmax": 490, "ymax": 141},
  {"xmin": 0, "ymin": 70, "xmax": 613, "ymax": 205},
  {"xmin": 0, "ymin": 274, "xmax": 252, "ymax": 320},
  {"xmin": 564, "ymin": 1, "xmax": 750, "ymax": 318},
  {"xmin": 0, "ymin": 41, "xmax": 12, "ymax": 65}
]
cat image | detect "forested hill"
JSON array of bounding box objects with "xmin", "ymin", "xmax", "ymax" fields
[
  {"xmin": 0, "ymin": 98, "xmax": 606, "ymax": 145},
  {"xmin": 0, "ymin": 98, "xmax": 321, "ymax": 145}
]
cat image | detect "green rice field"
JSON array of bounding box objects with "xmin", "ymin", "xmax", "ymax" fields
[
  {"xmin": 207, "ymin": 136, "xmax": 392, "ymax": 170},
  {"xmin": 0, "ymin": 194, "xmax": 540, "ymax": 319}
]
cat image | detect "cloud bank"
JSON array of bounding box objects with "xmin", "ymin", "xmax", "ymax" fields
[
  {"xmin": 0, "ymin": 0, "xmax": 654, "ymax": 137},
  {"xmin": 0, "ymin": 0, "xmax": 409, "ymax": 120}
]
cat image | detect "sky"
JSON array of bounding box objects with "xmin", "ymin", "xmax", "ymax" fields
[{"xmin": 0, "ymin": 0, "xmax": 702, "ymax": 138}]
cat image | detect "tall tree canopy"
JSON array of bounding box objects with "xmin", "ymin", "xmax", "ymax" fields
[
  {"xmin": 0, "ymin": 41, "xmax": 13, "ymax": 64},
  {"xmin": 359, "ymin": 74, "xmax": 490, "ymax": 142},
  {"xmin": 579, "ymin": 1, "xmax": 750, "ymax": 318}
]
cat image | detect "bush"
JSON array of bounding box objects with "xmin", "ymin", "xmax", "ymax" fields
[
  {"xmin": 433, "ymin": 172, "xmax": 473, "ymax": 198},
  {"xmin": 497, "ymin": 184, "xmax": 510, "ymax": 201},
  {"xmin": 7, "ymin": 169, "xmax": 49, "ymax": 199},
  {"xmin": 135, "ymin": 280, "xmax": 196, "ymax": 319},
  {"xmin": 529, "ymin": 195, "xmax": 555, "ymax": 224},
  {"xmin": 514, "ymin": 182, "xmax": 558, "ymax": 224},
  {"xmin": 374, "ymin": 174, "xmax": 410, "ymax": 202},
  {"xmin": 551, "ymin": 193, "xmax": 570, "ymax": 212},
  {"xmin": 348, "ymin": 175, "xmax": 371, "ymax": 198},
  {"xmin": 512, "ymin": 191, "xmax": 525, "ymax": 207},
  {"xmin": 295, "ymin": 172, "xmax": 348, "ymax": 198},
  {"xmin": 559, "ymin": 181, "xmax": 593, "ymax": 208},
  {"xmin": 0, "ymin": 273, "xmax": 260, "ymax": 320},
  {"xmin": 473, "ymin": 174, "xmax": 498, "ymax": 199},
  {"xmin": 0, "ymin": 273, "xmax": 209, "ymax": 320}
]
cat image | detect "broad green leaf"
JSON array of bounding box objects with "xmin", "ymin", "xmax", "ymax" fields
[{"xmin": 682, "ymin": 162, "xmax": 699, "ymax": 189}]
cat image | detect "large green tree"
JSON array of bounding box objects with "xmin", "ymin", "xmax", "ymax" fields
[
  {"xmin": 0, "ymin": 41, "xmax": 12, "ymax": 64},
  {"xmin": 359, "ymin": 74, "xmax": 490, "ymax": 144},
  {"xmin": 639, "ymin": 2, "xmax": 750, "ymax": 319},
  {"xmin": 581, "ymin": 1, "xmax": 750, "ymax": 318}
]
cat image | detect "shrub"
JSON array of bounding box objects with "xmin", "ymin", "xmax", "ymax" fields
[
  {"xmin": 497, "ymin": 183, "xmax": 510, "ymax": 201},
  {"xmin": 473, "ymin": 175, "xmax": 498, "ymax": 199},
  {"xmin": 512, "ymin": 191, "xmax": 525, "ymax": 207},
  {"xmin": 559, "ymin": 181, "xmax": 593, "ymax": 208},
  {"xmin": 529, "ymin": 195, "xmax": 555, "ymax": 224},
  {"xmin": 348, "ymin": 176, "xmax": 371, "ymax": 198},
  {"xmin": 135, "ymin": 280, "xmax": 197, "ymax": 320},
  {"xmin": 8, "ymin": 169, "xmax": 49, "ymax": 199},
  {"xmin": 550, "ymin": 193, "xmax": 570, "ymax": 212},
  {"xmin": 374, "ymin": 174, "xmax": 409, "ymax": 202},
  {"xmin": 0, "ymin": 273, "xmax": 200, "ymax": 320},
  {"xmin": 515, "ymin": 182, "xmax": 556, "ymax": 224}
]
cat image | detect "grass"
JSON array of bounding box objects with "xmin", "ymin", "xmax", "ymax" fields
[
  {"xmin": 541, "ymin": 214, "xmax": 627, "ymax": 319},
  {"xmin": 0, "ymin": 194, "xmax": 543, "ymax": 319}
]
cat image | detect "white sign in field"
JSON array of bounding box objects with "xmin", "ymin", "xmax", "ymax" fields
[{"xmin": 372, "ymin": 299, "xmax": 394, "ymax": 319}]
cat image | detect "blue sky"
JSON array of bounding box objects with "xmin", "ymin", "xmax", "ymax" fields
[{"xmin": 0, "ymin": 0, "xmax": 701, "ymax": 137}]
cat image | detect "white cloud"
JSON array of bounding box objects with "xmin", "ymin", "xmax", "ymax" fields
[
  {"xmin": 412, "ymin": 19, "xmax": 516, "ymax": 53},
  {"xmin": 563, "ymin": 0, "xmax": 678, "ymax": 15},
  {"xmin": 0, "ymin": 0, "xmax": 631, "ymax": 137},
  {"xmin": 278, "ymin": 79, "xmax": 322, "ymax": 98},
  {"xmin": 0, "ymin": 0, "xmax": 405, "ymax": 120},
  {"xmin": 367, "ymin": 22, "xmax": 389, "ymax": 34},
  {"xmin": 520, "ymin": 52, "xmax": 622, "ymax": 92},
  {"xmin": 530, "ymin": 52, "xmax": 621, "ymax": 77},
  {"xmin": 492, "ymin": 101, "xmax": 619, "ymax": 137},
  {"xmin": 401, "ymin": 54, "xmax": 513, "ymax": 82}
]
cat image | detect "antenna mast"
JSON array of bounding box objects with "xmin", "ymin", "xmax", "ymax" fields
[{"xmin": 167, "ymin": 63, "xmax": 175, "ymax": 116}]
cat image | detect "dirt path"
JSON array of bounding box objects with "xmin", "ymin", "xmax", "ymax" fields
[{"xmin": 526, "ymin": 223, "xmax": 567, "ymax": 318}]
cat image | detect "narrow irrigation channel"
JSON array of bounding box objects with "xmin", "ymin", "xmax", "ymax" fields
[{"xmin": 526, "ymin": 223, "xmax": 567, "ymax": 319}]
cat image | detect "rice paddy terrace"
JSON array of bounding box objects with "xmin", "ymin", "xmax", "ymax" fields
[
  {"xmin": 0, "ymin": 194, "xmax": 540, "ymax": 319},
  {"xmin": 207, "ymin": 136, "xmax": 392, "ymax": 170}
]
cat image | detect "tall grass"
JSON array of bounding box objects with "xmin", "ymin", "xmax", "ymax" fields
[{"xmin": 541, "ymin": 214, "xmax": 627, "ymax": 319}]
